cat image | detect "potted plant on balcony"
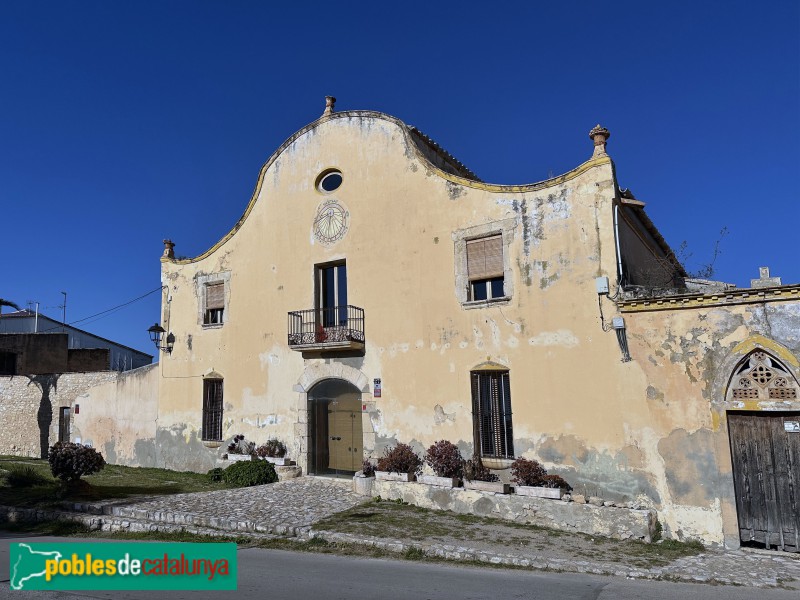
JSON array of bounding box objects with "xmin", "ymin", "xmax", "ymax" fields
[
  {"xmin": 375, "ymin": 443, "xmax": 422, "ymax": 482},
  {"xmin": 463, "ymin": 454, "xmax": 509, "ymax": 494},
  {"xmin": 418, "ymin": 440, "xmax": 463, "ymax": 488},
  {"xmin": 255, "ymin": 439, "xmax": 294, "ymax": 465},
  {"xmin": 353, "ymin": 459, "xmax": 376, "ymax": 496},
  {"xmin": 224, "ymin": 434, "xmax": 255, "ymax": 462},
  {"xmin": 511, "ymin": 457, "xmax": 572, "ymax": 499}
]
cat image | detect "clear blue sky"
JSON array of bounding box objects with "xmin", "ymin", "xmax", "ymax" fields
[{"xmin": 2, "ymin": 1, "xmax": 798, "ymax": 355}]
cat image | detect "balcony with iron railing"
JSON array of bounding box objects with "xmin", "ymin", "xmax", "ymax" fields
[{"xmin": 287, "ymin": 305, "xmax": 365, "ymax": 352}]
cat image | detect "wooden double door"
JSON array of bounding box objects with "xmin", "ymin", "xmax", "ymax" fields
[
  {"xmin": 728, "ymin": 412, "xmax": 800, "ymax": 552},
  {"xmin": 309, "ymin": 379, "xmax": 363, "ymax": 475}
]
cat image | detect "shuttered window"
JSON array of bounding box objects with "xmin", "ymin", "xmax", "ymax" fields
[
  {"xmin": 206, "ymin": 283, "xmax": 224, "ymax": 309},
  {"xmin": 471, "ymin": 370, "xmax": 514, "ymax": 458},
  {"xmin": 466, "ymin": 235, "xmax": 503, "ymax": 281},
  {"xmin": 202, "ymin": 379, "xmax": 223, "ymax": 441},
  {"xmin": 204, "ymin": 282, "xmax": 225, "ymax": 325}
]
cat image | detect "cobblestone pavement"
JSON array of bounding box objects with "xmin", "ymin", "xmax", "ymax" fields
[
  {"xmin": 98, "ymin": 476, "xmax": 363, "ymax": 534},
  {"xmin": 2, "ymin": 476, "xmax": 799, "ymax": 589}
]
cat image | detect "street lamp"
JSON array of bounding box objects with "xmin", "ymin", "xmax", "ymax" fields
[{"xmin": 147, "ymin": 323, "xmax": 175, "ymax": 354}]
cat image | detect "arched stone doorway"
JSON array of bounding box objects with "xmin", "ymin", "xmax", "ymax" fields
[
  {"xmin": 724, "ymin": 348, "xmax": 800, "ymax": 552},
  {"xmin": 307, "ymin": 379, "xmax": 363, "ymax": 476}
]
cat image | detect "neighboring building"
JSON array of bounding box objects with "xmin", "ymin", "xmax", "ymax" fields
[
  {"xmin": 0, "ymin": 333, "xmax": 109, "ymax": 375},
  {"xmin": 0, "ymin": 310, "xmax": 152, "ymax": 372},
  {"xmin": 0, "ymin": 312, "xmax": 152, "ymax": 458},
  {"xmin": 70, "ymin": 99, "xmax": 799, "ymax": 551}
]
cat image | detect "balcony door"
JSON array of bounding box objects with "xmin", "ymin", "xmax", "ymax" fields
[{"xmin": 316, "ymin": 261, "xmax": 347, "ymax": 328}]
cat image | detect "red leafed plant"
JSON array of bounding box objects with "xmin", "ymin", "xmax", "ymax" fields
[
  {"xmin": 510, "ymin": 457, "xmax": 548, "ymax": 487},
  {"xmin": 424, "ymin": 440, "xmax": 464, "ymax": 478},
  {"xmin": 463, "ymin": 455, "xmax": 499, "ymax": 482},
  {"xmin": 376, "ymin": 443, "xmax": 423, "ymax": 475},
  {"xmin": 540, "ymin": 474, "xmax": 572, "ymax": 491},
  {"xmin": 361, "ymin": 459, "xmax": 376, "ymax": 478}
]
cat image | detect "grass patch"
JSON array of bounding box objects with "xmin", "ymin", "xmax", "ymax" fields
[
  {"xmin": 404, "ymin": 546, "xmax": 426, "ymax": 560},
  {"xmin": 0, "ymin": 457, "xmax": 227, "ymax": 508},
  {"xmin": 314, "ymin": 498, "xmax": 705, "ymax": 568},
  {"xmin": 2, "ymin": 520, "xmax": 97, "ymax": 537}
]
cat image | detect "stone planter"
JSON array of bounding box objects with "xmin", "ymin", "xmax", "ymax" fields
[
  {"xmin": 262, "ymin": 456, "xmax": 295, "ymax": 466},
  {"xmin": 417, "ymin": 474, "xmax": 460, "ymax": 488},
  {"xmin": 353, "ymin": 475, "xmax": 375, "ymax": 496},
  {"xmin": 463, "ymin": 480, "xmax": 510, "ymax": 494},
  {"xmin": 375, "ymin": 471, "xmax": 416, "ymax": 482},
  {"xmin": 226, "ymin": 454, "xmax": 254, "ymax": 462},
  {"xmin": 516, "ymin": 485, "xmax": 563, "ymax": 499}
]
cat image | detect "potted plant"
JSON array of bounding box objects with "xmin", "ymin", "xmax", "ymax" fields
[
  {"xmin": 463, "ymin": 454, "xmax": 509, "ymax": 494},
  {"xmin": 511, "ymin": 457, "xmax": 572, "ymax": 498},
  {"xmin": 224, "ymin": 434, "xmax": 255, "ymax": 462},
  {"xmin": 255, "ymin": 439, "xmax": 294, "ymax": 465},
  {"xmin": 419, "ymin": 440, "xmax": 463, "ymax": 488},
  {"xmin": 353, "ymin": 459, "xmax": 376, "ymax": 496},
  {"xmin": 375, "ymin": 443, "xmax": 422, "ymax": 482}
]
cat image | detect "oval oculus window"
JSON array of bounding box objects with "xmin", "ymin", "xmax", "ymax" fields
[{"xmin": 317, "ymin": 170, "xmax": 343, "ymax": 193}]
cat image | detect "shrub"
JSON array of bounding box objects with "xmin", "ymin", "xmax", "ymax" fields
[
  {"xmin": 48, "ymin": 442, "xmax": 106, "ymax": 482},
  {"xmin": 361, "ymin": 459, "xmax": 375, "ymax": 478},
  {"xmin": 227, "ymin": 434, "xmax": 255, "ymax": 456},
  {"xmin": 5, "ymin": 466, "xmax": 50, "ymax": 487},
  {"xmin": 222, "ymin": 460, "xmax": 277, "ymax": 487},
  {"xmin": 255, "ymin": 438, "xmax": 287, "ymax": 458},
  {"xmin": 510, "ymin": 457, "xmax": 547, "ymax": 487},
  {"xmin": 376, "ymin": 443, "xmax": 423, "ymax": 475},
  {"xmin": 540, "ymin": 474, "xmax": 572, "ymax": 491},
  {"xmin": 462, "ymin": 455, "xmax": 499, "ymax": 482},
  {"xmin": 424, "ymin": 440, "xmax": 464, "ymax": 478},
  {"xmin": 206, "ymin": 467, "xmax": 224, "ymax": 483}
]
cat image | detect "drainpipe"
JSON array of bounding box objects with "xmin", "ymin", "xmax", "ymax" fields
[{"xmin": 614, "ymin": 203, "xmax": 623, "ymax": 284}]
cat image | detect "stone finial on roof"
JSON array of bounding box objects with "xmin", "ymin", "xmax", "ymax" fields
[
  {"xmin": 751, "ymin": 266, "xmax": 782, "ymax": 288},
  {"xmin": 163, "ymin": 239, "xmax": 175, "ymax": 259},
  {"xmin": 322, "ymin": 96, "xmax": 336, "ymax": 117},
  {"xmin": 589, "ymin": 124, "xmax": 610, "ymax": 157}
]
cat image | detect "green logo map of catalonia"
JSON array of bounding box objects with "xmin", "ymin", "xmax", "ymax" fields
[{"xmin": 10, "ymin": 543, "xmax": 63, "ymax": 590}]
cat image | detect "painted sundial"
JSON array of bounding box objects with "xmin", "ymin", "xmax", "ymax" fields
[{"xmin": 313, "ymin": 198, "xmax": 349, "ymax": 245}]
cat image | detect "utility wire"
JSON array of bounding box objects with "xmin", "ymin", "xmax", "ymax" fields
[{"xmin": 37, "ymin": 287, "xmax": 163, "ymax": 333}]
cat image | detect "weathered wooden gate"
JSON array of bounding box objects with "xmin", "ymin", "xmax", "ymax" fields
[{"xmin": 728, "ymin": 412, "xmax": 800, "ymax": 552}]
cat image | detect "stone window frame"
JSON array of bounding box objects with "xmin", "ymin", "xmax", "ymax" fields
[
  {"xmin": 196, "ymin": 271, "xmax": 231, "ymax": 329},
  {"xmin": 453, "ymin": 218, "xmax": 516, "ymax": 309}
]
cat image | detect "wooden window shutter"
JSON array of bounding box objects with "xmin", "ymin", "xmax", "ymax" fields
[
  {"xmin": 467, "ymin": 235, "xmax": 503, "ymax": 281},
  {"xmin": 206, "ymin": 283, "xmax": 224, "ymax": 310}
]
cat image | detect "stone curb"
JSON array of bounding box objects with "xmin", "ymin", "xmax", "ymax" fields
[
  {"xmin": 0, "ymin": 505, "xmax": 286, "ymax": 541},
  {"xmin": 0, "ymin": 504, "xmax": 791, "ymax": 589},
  {"xmin": 309, "ymin": 530, "xmax": 786, "ymax": 588},
  {"xmin": 55, "ymin": 501, "xmax": 309, "ymax": 537}
]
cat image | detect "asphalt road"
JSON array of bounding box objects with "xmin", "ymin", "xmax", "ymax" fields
[{"xmin": 1, "ymin": 532, "xmax": 797, "ymax": 600}]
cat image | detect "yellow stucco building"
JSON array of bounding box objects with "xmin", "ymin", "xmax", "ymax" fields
[{"xmin": 77, "ymin": 98, "xmax": 800, "ymax": 550}]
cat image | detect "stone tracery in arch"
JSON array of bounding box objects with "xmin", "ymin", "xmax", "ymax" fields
[{"xmin": 728, "ymin": 350, "xmax": 799, "ymax": 401}]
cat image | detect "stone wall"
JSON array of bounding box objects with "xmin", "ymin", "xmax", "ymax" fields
[
  {"xmin": 373, "ymin": 480, "xmax": 657, "ymax": 542},
  {"xmin": 0, "ymin": 371, "xmax": 118, "ymax": 458}
]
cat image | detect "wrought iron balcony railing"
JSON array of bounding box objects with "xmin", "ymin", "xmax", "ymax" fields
[{"xmin": 287, "ymin": 305, "xmax": 365, "ymax": 350}]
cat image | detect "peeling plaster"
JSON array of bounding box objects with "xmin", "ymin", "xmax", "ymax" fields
[{"xmin": 527, "ymin": 330, "xmax": 579, "ymax": 348}]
